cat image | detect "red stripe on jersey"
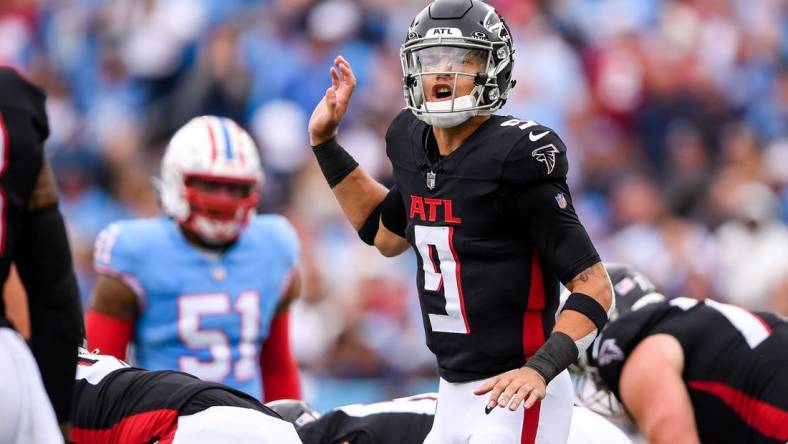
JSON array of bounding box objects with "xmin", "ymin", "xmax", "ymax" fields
[
  {"xmin": 203, "ymin": 116, "xmax": 218, "ymax": 164},
  {"xmin": 71, "ymin": 408, "xmax": 179, "ymax": 444},
  {"xmin": 523, "ymin": 250, "xmax": 545, "ymax": 359},
  {"xmin": 0, "ymin": 113, "xmax": 8, "ymax": 255},
  {"xmin": 0, "ymin": 113, "xmax": 8, "ymax": 175},
  {"xmin": 427, "ymin": 244, "xmax": 443, "ymax": 293},
  {"xmin": 447, "ymin": 226, "xmax": 469, "ymax": 333},
  {"xmin": 688, "ymin": 380, "xmax": 788, "ymax": 441},
  {"xmin": 748, "ymin": 310, "xmax": 773, "ymax": 334},
  {"xmin": 521, "ymin": 400, "xmax": 541, "ymax": 444}
]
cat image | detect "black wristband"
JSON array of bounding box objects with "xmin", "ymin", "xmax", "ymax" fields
[
  {"xmin": 561, "ymin": 292, "xmax": 608, "ymax": 333},
  {"xmin": 358, "ymin": 204, "xmax": 382, "ymax": 245},
  {"xmin": 524, "ymin": 332, "xmax": 578, "ymax": 384},
  {"xmin": 312, "ymin": 138, "xmax": 359, "ymax": 188}
]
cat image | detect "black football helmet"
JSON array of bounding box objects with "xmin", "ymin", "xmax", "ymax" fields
[
  {"xmin": 605, "ymin": 262, "xmax": 665, "ymax": 321},
  {"xmin": 266, "ymin": 399, "xmax": 321, "ymax": 428},
  {"xmin": 570, "ymin": 262, "xmax": 665, "ymax": 420},
  {"xmin": 400, "ymin": 0, "xmax": 515, "ymax": 128}
]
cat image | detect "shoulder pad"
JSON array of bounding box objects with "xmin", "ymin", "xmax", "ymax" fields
[
  {"xmin": 93, "ymin": 219, "xmax": 155, "ymax": 277},
  {"xmin": 248, "ymin": 215, "xmax": 300, "ymax": 267},
  {"xmin": 497, "ymin": 118, "xmax": 569, "ymax": 185},
  {"xmin": 386, "ymin": 109, "xmax": 417, "ymax": 139},
  {"xmin": 385, "ymin": 109, "xmax": 422, "ymax": 166},
  {"xmin": 0, "ymin": 68, "xmax": 48, "ymax": 135}
]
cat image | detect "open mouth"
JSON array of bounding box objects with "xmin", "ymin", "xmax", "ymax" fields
[{"xmin": 431, "ymin": 84, "xmax": 453, "ymax": 101}]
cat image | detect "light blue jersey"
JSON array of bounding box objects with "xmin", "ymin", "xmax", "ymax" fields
[{"xmin": 93, "ymin": 215, "xmax": 299, "ymax": 399}]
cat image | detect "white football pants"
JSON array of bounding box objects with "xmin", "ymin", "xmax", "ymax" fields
[
  {"xmin": 0, "ymin": 327, "xmax": 64, "ymax": 444},
  {"xmin": 172, "ymin": 405, "xmax": 302, "ymax": 443},
  {"xmin": 424, "ymin": 370, "xmax": 574, "ymax": 444}
]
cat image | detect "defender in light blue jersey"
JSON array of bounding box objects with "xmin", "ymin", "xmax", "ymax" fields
[{"xmin": 86, "ymin": 116, "xmax": 302, "ymax": 402}]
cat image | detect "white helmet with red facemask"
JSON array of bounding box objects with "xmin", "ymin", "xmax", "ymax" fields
[{"xmin": 159, "ymin": 116, "xmax": 263, "ymax": 245}]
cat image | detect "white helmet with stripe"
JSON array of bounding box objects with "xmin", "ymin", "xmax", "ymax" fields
[{"xmin": 159, "ymin": 116, "xmax": 264, "ymax": 244}]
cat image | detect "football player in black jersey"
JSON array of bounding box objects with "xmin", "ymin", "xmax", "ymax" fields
[
  {"xmin": 0, "ymin": 67, "xmax": 83, "ymax": 443},
  {"xmin": 307, "ymin": 0, "xmax": 613, "ymax": 442},
  {"xmin": 574, "ymin": 263, "xmax": 788, "ymax": 444},
  {"xmin": 268, "ymin": 395, "xmax": 632, "ymax": 444},
  {"xmin": 71, "ymin": 348, "xmax": 301, "ymax": 443}
]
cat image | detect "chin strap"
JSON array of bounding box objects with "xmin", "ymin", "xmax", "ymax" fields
[
  {"xmin": 416, "ymin": 95, "xmax": 479, "ymax": 128},
  {"xmin": 418, "ymin": 110, "xmax": 476, "ymax": 128}
]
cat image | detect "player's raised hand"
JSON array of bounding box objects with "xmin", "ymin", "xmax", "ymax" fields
[
  {"xmin": 474, "ymin": 367, "xmax": 547, "ymax": 413},
  {"xmin": 308, "ymin": 55, "xmax": 357, "ymax": 146}
]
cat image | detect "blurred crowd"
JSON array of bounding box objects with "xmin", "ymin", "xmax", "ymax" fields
[{"xmin": 1, "ymin": 0, "xmax": 785, "ymax": 409}]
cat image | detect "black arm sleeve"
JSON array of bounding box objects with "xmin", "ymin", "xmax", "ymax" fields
[
  {"xmin": 504, "ymin": 180, "xmax": 600, "ymax": 284},
  {"xmin": 380, "ymin": 184, "xmax": 407, "ymax": 238},
  {"xmin": 358, "ymin": 185, "xmax": 407, "ymax": 245},
  {"xmin": 15, "ymin": 203, "xmax": 83, "ymax": 422}
]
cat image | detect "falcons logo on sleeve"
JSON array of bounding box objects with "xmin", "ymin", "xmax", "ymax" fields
[{"xmin": 531, "ymin": 144, "xmax": 559, "ymax": 175}]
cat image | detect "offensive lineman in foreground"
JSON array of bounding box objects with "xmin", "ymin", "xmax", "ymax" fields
[
  {"xmin": 573, "ymin": 263, "xmax": 788, "ymax": 444},
  {"xmin": 268, "ymin": 396, "xmax": 631, "ymax": 444},
  {"xmin": 70, "ymin": 348, "xmax": 301, "ymax": 443},
  {"xmin": 308, "ymin": 0, "xmax": 613, "ymax": 442}
]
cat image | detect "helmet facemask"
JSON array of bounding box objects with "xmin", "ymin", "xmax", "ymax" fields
[
  {"xmin": 570, "ymin": 346, "xmax": 629, "ymax": 420},
  {"xmin": 402, "ymin": 44, "xmax": 492, "ymax": 128},
  {"xmin": 181, "ymin": 174, "xmax": 259, "ymax": 245}
]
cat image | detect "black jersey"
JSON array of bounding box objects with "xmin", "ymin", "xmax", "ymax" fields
[
  {"xmin": 592, "ymin": 298, "xmax": 788, "ymax": 444},
  {"xmin": 297, "ymin": 394, "xmax": 436, "ymax": 444},
  {"xmin": 71, "ymin": 351, "xmax": 280, "ymax": 443},
  {"xmin": 0, "ymin": 67, "xmax": 48, "ymax": 327},
  {"xmin": 385, "ymin": 110, "xmax": 599, "ymax": 381}
]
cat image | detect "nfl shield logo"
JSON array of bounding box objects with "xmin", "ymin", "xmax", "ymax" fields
[
  {"xmin": 426, "ymin": 170, "xmax": 436, "ymax": 190},
  {"xmin": 555, "ymin": 192, "xmax": 567, "ymax": 209}
]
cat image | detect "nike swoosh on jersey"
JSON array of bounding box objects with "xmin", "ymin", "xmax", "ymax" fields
[{"xmin": 529, "ymin": 130, "xmax": 550, "ymax": 142}]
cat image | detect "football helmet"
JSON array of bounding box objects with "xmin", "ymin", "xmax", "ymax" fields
[
  {"xmin": 570, "ymin": 262, "xmax": 666, "ymax": 420},
  {"xmin": 400, "ymin": 0, "xmax": 515, "ymax": 128},
  {"xmin": 266, "ymin": 399, "xmax": 321, "ymax": 428},
  {"xmin": 158, "ymin": 116, "xmax": 263, "ymax": 245}
]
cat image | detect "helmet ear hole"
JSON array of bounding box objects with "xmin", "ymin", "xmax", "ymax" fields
[{"xmin": 486, "ymin": 87, "xmax": 500, "ymax": 102}]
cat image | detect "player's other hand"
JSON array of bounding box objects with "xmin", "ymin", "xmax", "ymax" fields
[
  {"xmin": 308, "ymin": 55, "xmax": 357, "ymax": 146},
  {"xmin": 474, "ymin": 367, "xmax": 547, "ymax": 413}
]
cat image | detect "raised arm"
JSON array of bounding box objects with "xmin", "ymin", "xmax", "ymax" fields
[{"xmin": 308, "ymin": 56, "xmax": 408, "ymax": 257}]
